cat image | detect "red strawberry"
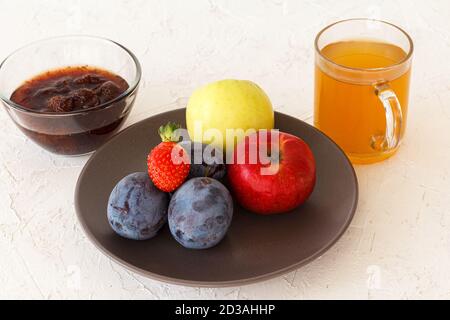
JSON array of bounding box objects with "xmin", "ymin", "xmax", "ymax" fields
[{"xmin": 147, "ymin": 122, "xmax": 190, "ymax": 192}]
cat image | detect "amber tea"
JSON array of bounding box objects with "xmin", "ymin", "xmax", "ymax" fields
[{"xmin": 314, "ymin": 19, "xmax": 413, "ymax": 164}]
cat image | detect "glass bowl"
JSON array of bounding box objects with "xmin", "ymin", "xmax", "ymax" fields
[{"xmin": 0, "ymin": 35, "xmax": 141, "ymax": 156}]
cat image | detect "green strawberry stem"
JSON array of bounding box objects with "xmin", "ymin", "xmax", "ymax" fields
[{"xmin": 158, "ymin": 122, "xmax": 181, "ymax": 142}]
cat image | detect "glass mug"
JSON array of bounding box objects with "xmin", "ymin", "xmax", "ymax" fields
[{"xmin": 314, "ymin": 19, "xmax": 413, "ymax": 164}]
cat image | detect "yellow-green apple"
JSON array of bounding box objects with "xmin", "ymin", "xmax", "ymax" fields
[
  {"xmin": 186, "ymin": 79, "xmax": 274, "ymax": 151},
  {"xmin": 227, "ymin": 130, "xmax": 316, "ymax": 215}
]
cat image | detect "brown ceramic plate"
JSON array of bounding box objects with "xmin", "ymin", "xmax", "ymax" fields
[{"xmin": 75, "ymin": 108, "xmax": 358, "ymax": 287}]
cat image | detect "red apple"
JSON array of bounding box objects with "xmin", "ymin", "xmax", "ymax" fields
[{"xmin": 227, "ymin": 130, "xmax": 316, "ymax": 215}]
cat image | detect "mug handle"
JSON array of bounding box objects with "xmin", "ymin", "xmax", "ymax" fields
[{"xmin": 371, "ymin": 82, "xmax": 403, "ymax": 151}]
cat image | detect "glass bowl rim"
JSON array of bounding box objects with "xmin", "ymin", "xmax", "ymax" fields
[{"xmin": 0, "ymin": 35, "xmax": 142, "ymax": 117}]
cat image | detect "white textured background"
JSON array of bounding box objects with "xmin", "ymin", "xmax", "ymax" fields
[{"xmin": 1, "ymin": 0, "xmax": 450, "ymax": 299}]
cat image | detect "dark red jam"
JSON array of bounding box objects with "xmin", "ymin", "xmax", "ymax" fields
[
  {"xmin": 9, "ymin": 66, "xmax": 133, "ymax": 155},
  {"xmin": 11, "ymin": 66, "xmax": 129, "ymax": 113}
]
